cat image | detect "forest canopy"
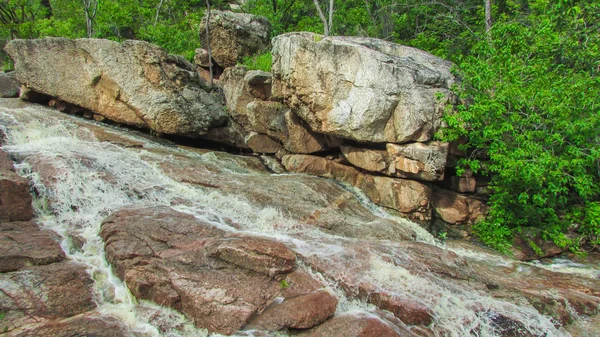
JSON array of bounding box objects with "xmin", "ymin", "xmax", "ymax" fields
[{"xmin": 1, "ymin": 0, "xmax": 598, "ymax": 254}]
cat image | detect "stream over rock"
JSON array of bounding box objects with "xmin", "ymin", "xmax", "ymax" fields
[{"xmin": 1, "ymin": 98, "xmax": 599, "ymax": 336}]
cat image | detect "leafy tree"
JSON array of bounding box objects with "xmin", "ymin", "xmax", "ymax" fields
[{"xmin": 442, "ymin": 0, "xmax": 599, "ymax": 252}]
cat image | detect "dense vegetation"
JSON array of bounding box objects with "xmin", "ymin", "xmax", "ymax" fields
[{"xmin": 1, "ymin": 0, "xmax": 598, "ymax": 254}]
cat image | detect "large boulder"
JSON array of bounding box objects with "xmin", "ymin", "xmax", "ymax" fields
[
  {"xmin": 100, "ymin": 206, "xmax": 337, "ymax": 335},
  {"xmin": 199, "ymin": 10, "xmax": 272, "ymax": 68},
  {"xmin": 272, "ymin": 33, "xmax": 456, "ymax": 143},
  {"xmin": 5, "ymin": 38, "xmax": 227, "ymax": 136}
]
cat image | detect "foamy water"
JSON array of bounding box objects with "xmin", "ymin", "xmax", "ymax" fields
[{"xmin": 1, "ymin": 101, "xmax": 594, "ymax": 336}]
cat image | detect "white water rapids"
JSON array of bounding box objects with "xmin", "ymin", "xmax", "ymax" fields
[{"xmin": 1, "ymin": 100, "xmax": 595, "ymax": 336}]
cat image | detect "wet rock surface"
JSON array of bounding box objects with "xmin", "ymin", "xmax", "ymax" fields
[
  {"xmin": 0, "ymin": 220, "xmax": 65, "ymax": 272},
  {"xmin": 3, "ymin": 312, "xmax": 138, "ymax": 337},
  {"xmin": 100, "ymin": 206, "xmax": 336, "ymax": 335},
  {"xmin": 0, "ymin": 150, "xmax": 34, "ymax": 222},
  {"xmin": 0, "ymin": 262, "xmax": 95, "ymax": 333},
  {"xmin": 1, "ymin": 99, "xmax": 599, "ymax": 336}
]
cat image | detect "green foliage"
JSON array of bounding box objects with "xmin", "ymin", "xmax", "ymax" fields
[
  {"xmin": 442, "ymin": 0, "xmax": 599, "ymax": 252},
  {"xmin": 279, "ymin": 279, "xmax": 289, "ymax": 289},
  {"xmin": 241, "ymin": 52, "xmax": 272, "ymax": 72}
]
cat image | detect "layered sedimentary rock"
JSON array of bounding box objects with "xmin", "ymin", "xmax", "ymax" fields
[
  {"xmin": 282, "ymin": 154, "xmax": 431, "ymax": 222},
  {"xmin": 341, "ymin": 142, "xmax": 448, "ymax": 182},
  {"xmin": 272, "ymin": 32, "xmax": 456, "ymax": 143},
  {"xmin": 5, "ymin": 38, "xmax": 227, "ymax": 136},
  {"xmin": 199, "ymin": 10, "xmax": 271, "ymax": 68}
]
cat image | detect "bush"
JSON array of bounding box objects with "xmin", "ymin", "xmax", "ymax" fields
[
  {"xmin": 442, "ymin": 1, "xmax": 599, "ymax": 253},
  {"xmin": 240, "ymin": 52, "xmax": 272, "ymax": 72}
]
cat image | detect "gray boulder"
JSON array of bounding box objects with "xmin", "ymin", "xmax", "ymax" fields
[
  {"xmin": 5, "ymin": 38, "xmax": 227, "ymax": 136},
  {"xmin": 272, "ymin": 33, "xmax": 456, "ymax": 143},
  {"xmin": 200, "ymin": 10, "xmax": 271, "ymax": 68},
  {"xmin": 0, "ymin": 72, "xmax": 20, "ymax": 98}
]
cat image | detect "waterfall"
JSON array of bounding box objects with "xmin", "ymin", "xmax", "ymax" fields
[{"xmin": 1, "ymin": 100, "xmax": 593, "ymax": 336}]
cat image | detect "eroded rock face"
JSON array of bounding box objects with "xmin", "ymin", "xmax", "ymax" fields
[
  {"xmin": 0, "ymin": 221, "xmax": 65, "ymax": 272},
  {"xmin": 0, "ymin": 262, "xmax": 95, "ymax": 333},
  {"xmin": 100, "ymin": 206, "xmax": 336, "ymax": 335},
  {"xmin": 341, "ymin": 142, "xmax": 448, "ymax": 182},
  {"xmin": 0, "ymin": 72, "xmax": 20, "ymax": 98},
  {"xmin": 220, "ymin": 67, "xmax": 337, "ymax": 153},
  {"xmin": 0, "ymin": 150, "xmax": 34, "ymax": 222},
  {"xmin": 299, "ymin": 313, "xmax": 404, "ymax": 337},
  {"xmin": 272, "ymin": 33, "xmax": 456, "ymax": 143},
  {"xmin": 282, "ymin": 154, "xmax": 431, "ymax": 222},
  {"xmin": 199, "ymin": 10, "xmax": 271, "ymax": 68},
  {"xmin": 431, "ymin": 187, "xmax": 488, "ymax": 226},
  {"xmin": 6, "ymin": 38, "xmax": 227, "ymax": 136},
  {"xmin": 4, "ymin": 313, "xmax": 140, "ymax": 337}
]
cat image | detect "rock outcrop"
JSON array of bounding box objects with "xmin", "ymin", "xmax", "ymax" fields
[
  {"xmin": 341, "ymin": 142, "xmax": 448, "ymax": 181},
  {"xmin": 282, "ymin": 154, "xmax": 431, "ymax": 222},
  {"xmin": 6, "ymin": 38, "xmax": 227, "ymax": 136},
  {"xmin": 0, "ymin": 150, "xmax": 34, "ymax": 222},
  {"xmin": 0, "ymin": 72, "xmax": 20, "ymax": 98},
  {"xmin": 272, "ymin": 32, "xmax": 456, "ymax": 143},
  {"xmin": 220, "ymin": 66, "xmax": 340, "ymax": 154},
  {"xmin": 100, "ymin": 206, "xmax": 337, "ymax": 335},
  {"xmin": 199, "ymin": 10, "xmax": 271, "ymax": 68}
]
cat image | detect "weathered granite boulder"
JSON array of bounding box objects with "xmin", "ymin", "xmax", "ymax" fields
[
  {"xmin": 282, "ymin": 154, "xmax": 431, "ymax": 222},
  {"xmin": 0, "ymin": 72, "xmax": 20, "ymax": 98},
  {"xmin": 5, "ymin": 313, "xmax": 139, "ymax": 337},
  {"xmin": 220, "ymin": 66, "xmax": 340, "ymax": 153},
  {"xmin": 0, "ymin": 150, "xmax": 34, "ymax": 222},
  {"xmin": 194, "ymin": 48, "xmax": 211, "ymax": 67},
  {"xmin": 431, "ymin": 187, "xmax": 488, "ymax": 227},
  {"xmin": 6, "ymin": 38, "xmax": 227, "ymax": 136},
  {"xmin": 299, "ymin": 313, "xmax": 404, "ymax": 337},
  {"xmin": 100, "ymin": 206, "xmax": 337, "ymax": 335},
  {"xmin": 0, "ymin": 262, "xmax": 95, "ymax": 333},
  {"xmin": 341, "ymin": 142, "xmax": 448, "ymax": 182},
  {"xmin": 200, "ymin": 10, "xmax": 272, "ymax": 68},
  {"xmin": 0, "ymin": 220, "xmax": 65, "ymax": 272},
  {"xmin": 272, "ymin": 33, "xmax": 456, "ymax": 143}
]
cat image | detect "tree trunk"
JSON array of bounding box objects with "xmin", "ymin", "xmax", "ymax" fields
[
  {"xmin": 485, "ymin": 0, "xmax": 492, "ymax": 33},
  {"xmin": 328, "ymin": 0, "xmax": 334, "ymax": 35},
  {"xmin": 312, "ymin": 0, "xmax": 329, "ymax": 36},
  {"xmin": 82, "ymin": 0, "xmax": 98, "ymax": 38},
  {"xmin": 154, "ymin": 0, "xmax": 166, "ymax": 27},
  {"xmin": 204, "ymin": 0, "xmax": 214, "ymax": 87}
]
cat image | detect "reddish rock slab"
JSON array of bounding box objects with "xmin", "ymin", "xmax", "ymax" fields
[
  {"xmin": 0, "ymin": 262, "xmax": 95, "ymax": 333},
  {"xmin": 4, "ymin": 312, "xmax": 140, "ymax": 337},
  {"xmin": 247, "ymin": 289, "xmax": 337, "ymax": 330},
  {"xmin": 0, "ymin": 150, "xmax": 34, "ymax": 222},
  {"xmin": 207, "ymin": 236, "xmax": 296, "ymax": 277},
  {"xmin": 100, "ymin": 206, "xmax": 336, "ymax": 335},
  {"xmin": 299, "ymin": 313, "xmax": 404, "ymax": 337},
  {"xmin": 0, "ymin": 221, "xmax": 65, "ymax": 272}
]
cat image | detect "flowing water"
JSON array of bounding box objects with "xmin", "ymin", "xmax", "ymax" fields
[{"xmin": 1, "ymin": 99, "xmax": 596, "ymax": 336}]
